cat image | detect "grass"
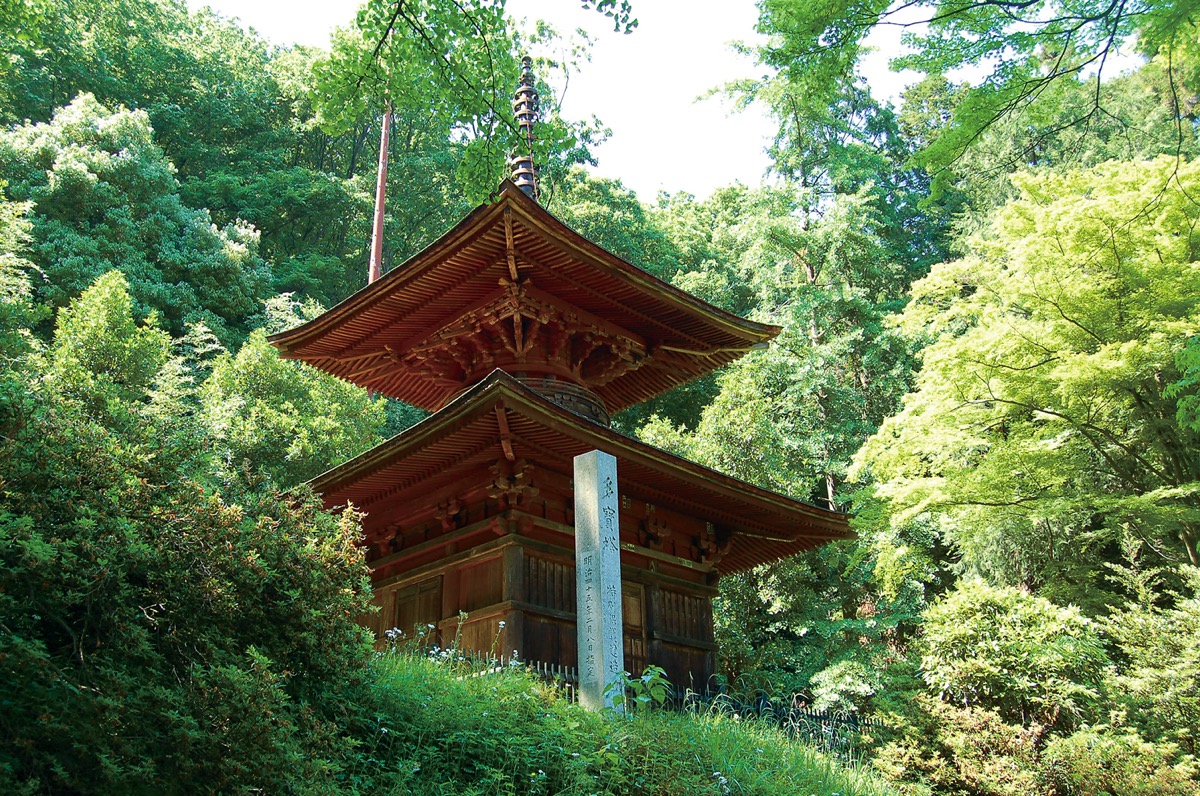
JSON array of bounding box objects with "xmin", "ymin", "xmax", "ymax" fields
[{"xmin": 342, "ymin": 650, "xmax": 898, "ymax": 796}]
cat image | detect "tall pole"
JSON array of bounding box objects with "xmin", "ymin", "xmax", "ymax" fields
[{"xmin": 368, "ymin": 101, "xmax": 392, "ymax": 284}]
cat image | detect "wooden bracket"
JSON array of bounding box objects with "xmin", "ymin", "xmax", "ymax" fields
[
  {"xmin": 495, "ymin": 405, "xmax": 516, "ymax": 462},
  {"xmin": 503, "ymin": 208, "xmax": 519, "ymax": 282}
]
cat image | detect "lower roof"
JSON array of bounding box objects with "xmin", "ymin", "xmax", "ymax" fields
[{"xmin": 312, "ymin": 370, "xmax": 851, "ymax": 575}]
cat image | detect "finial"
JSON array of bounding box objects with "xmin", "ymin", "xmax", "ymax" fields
[{"xmin": 509, "ymin": 55, "xmax": 539, "ymax": 201}]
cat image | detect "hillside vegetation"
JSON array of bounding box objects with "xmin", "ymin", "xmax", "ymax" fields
[{"xmin": 2, "ymin": 0, "xmax": 1199, "ymax": 793}]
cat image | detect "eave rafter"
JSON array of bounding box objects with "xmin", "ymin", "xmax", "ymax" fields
[
  {"xmin": 269, "ymin": 182, "xmax": 784, "ymax": 411},
  {"xmin": 500, "ymin": 425, "xmax": 825, "ymax": 544},
  {"xmin": 377, "ymin": 277, "xmax": 649, "ymax": 390}
]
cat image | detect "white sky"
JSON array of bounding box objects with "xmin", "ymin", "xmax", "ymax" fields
[{"xmin": 186, "ymin": 0, "xmax": 915, "ymax": 200}]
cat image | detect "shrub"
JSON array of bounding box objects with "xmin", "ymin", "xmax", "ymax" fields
[
  {"xmin": 869, "ymin": 692, "xmax": 1044, "ymax": 796},
  {"xmin": 1040, "ymin": 727, "xmax": 1199, "ymax": 796},
  {"xmin": 0, "ymin": 274, "xmax": 374, "ymax": 793},
  {"xmin": 920, "ymin": 580, "xmax": 1108, "ymax": 728},
  {"xmin": 1102, "ymin": 561, "xmax": 1200, "ymax": 757}
]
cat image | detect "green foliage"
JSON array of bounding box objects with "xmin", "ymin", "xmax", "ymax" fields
[
  {"xmin": 753, "ymin": 0, "xmax": 1200, "ymax": 188},
  {"xmin": 610, "ymin": 664, "xmax": 672, "ymax": 712},
  {"xmin": 1102, "ymin": 558, "xmax": 1200, "ymax": 756},
  {"xmin": 1040, "ymin": 727, "xmax": 1199, "ymax": 796},
  {"xmin": 921, "ymin": 60, "xmax": 1200, "ymax": 217},
  {"xmin": 920, "ymin": 580, "xmax": 1108, "ymax": 729},
  {"xmin": 312, "ymin": 1, "xmax": 601, "ymax": 207},
  {"xmin": 0, "ymin": 185, "xmax": 42, "ymax": 359},
  {"xmin": 0, "ymin": 273, "xmax": 376, "ymax": 792},
  {"xmin": 642, "ymin": 185, "xmax": 917, "ymax": 505},
  {"xmin": 858, "ymin": 157, "xmax": 1200, "ymax": 597},
  {"xmin": 200, "ymin": 329, "xmax": 385, "ymax": 488},
  {"xmin": 1169, "ymin": 337, "xmax": 1200, "ymax": 433},
  {"xmin": 43, "ymin": 270, "xmax": 170, "ymax": 425},
  {"xmin": 637, "ymin": 182, "xmax": 928, "ymax": 709},
  {"xmin": 0, "ymin": 94, "xmax": 271, "ymax": 343},
  {"xmin": 871, "ymin": 692, "xmax": 1046, "ymax": 796},
  {"xmin": 547, "ymin": 168, "xmax": 677, "ymax": 281},
  {"xmin": 348, "ymin": 651, "xmax": 897, "ymax": 796}
]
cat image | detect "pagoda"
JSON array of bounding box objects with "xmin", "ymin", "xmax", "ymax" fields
[{"xmin": 269, "ymin": 61, "xmax": 851, "ymax": 689}]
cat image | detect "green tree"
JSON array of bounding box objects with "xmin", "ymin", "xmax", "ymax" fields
[
  {"xmin": 0, "ymin": 272, "xmax": 374, "ymax": 792},
  {"xmin": 921, "ymin": 580, "xmax": 1108, "ymax": 728},
  {"xmin": 753, "ymin": 0, "xmax": 1200, "ymax": 183},
  {"xmin": 638, "ymin": 185, "xmax": 927, "ymax": 702},
  {"xmin": 0, "ymin": 94, "xmax": 271, "ymax": 343},
  {"xmin": 42, "ymin": 270, "xmax": 171, "ymax": 426},
  {"xmin": 1103, "ymin": 557, "xmax": 1200, "ymax": 756},
  {"xmin": 0, "ymin": 186, "xmax": 41, "ymax": 360},
  {"xmin": 546, "ymin": 168, "xmax": 677, "ymax": 281},
  {"xmin": 856, "ymin": 157, "xmax": 1200, "ymax": 602},
  {"xmin": 200, "ymin": 327, "xmax": 386, "ymax": 488},
  {"xmin": 312, "ymin": 0, "xmax": 600, "ymax": 207}
]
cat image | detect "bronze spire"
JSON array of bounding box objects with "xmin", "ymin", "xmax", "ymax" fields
[{"xmin": 509, "ymin": 56, "xmax": 539, "ymax": 201}]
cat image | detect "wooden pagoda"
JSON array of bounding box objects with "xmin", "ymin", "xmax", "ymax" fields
[
  {"xmin": 269, "ymin": 63, "xmax": 850, "ymax": 688},
  {"xmin": 269, "ymin": 179, "xmax": 851, "ymax": 689}
]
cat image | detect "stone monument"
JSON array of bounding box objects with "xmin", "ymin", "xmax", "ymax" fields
[{"xmin": 574, "ymin": 450, "xmax": 624, "ymax": 711}]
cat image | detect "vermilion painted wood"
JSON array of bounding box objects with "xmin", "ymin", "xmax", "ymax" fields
[
  {"xmin": 268, "ymin": 181, "xmax": 780, "ymax": 414},
  {"xmin": 271, "ymin": 182, "xmax": 851, "ymax": 690}
]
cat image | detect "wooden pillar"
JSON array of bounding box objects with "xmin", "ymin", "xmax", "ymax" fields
[
  {"xmin": 644, "ymin": 579, "xmax": 664, "ymax": 675},
  {"xmin": 441, "ymin": 566, "xmax": 460, "ymax": 650},
  {"xmin": 700, "ymin": 593, "xmax": 716, "ymax": 691},
  {"xmin": 502, "ymin": 541, "xmax": 525, "ymax": 658}
]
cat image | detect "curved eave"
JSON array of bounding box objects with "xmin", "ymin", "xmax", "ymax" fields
[
  {"xmin": 312, "ymin": 370, "xmax": 851, "ymax": 575},
  {"xmin": 271, "ymin": 181, "xmax": 778, "ymax": 351},
  {"xmin": 267, "ymin": 182, "xmax": 781, "ymax": 411}
]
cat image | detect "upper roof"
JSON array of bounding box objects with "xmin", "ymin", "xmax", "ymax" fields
[
  {"xmin": 312, "ymin": 370, "xmax": 852, "ymax": 576},
  {"xmin": 268, "ymin": 181, "xmax": 781, "ymax": 413}
]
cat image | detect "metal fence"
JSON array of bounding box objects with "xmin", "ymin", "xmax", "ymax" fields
[{"xmin": 475, "ymin": 655, "xmax": 873, "ymax": 758}]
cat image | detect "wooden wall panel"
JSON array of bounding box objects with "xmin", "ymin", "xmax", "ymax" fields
[
  {"xmin": 661, "ymin": 589, "xmax": 709, "ymax": 642},
  {"xmin": 523, "ymin": 614, "xmax": 577, "ymax": 667},
  {"xmin": 657, "ymin": 642, "xmax": 713, "ymax": 693},
  {"xmin": 393, "ymin": 576, "xmax": 443, "ymax": 645},
  {"xmin": 525, "ymin": 555, "xmax": 576, "ymax": 614},
  {"xmin": 458, "ymin": 557, "xmax": 502, "ymax": 612},
  {"xmin": 457, "ymin": 615, "xmax": 502, "ymax": 656}
]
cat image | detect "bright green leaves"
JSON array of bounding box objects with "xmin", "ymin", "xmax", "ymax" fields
[
  {"xmin": 1170, "ymin": 337, "xmax": 1200, "ymax": 432},
  {"xmin": 44, "ymin": 270, "xmax": 170, "ymax": 420},
  {"xmin": 858, "ymin": 157, "xmax": 1200, "ymax": 589},
  {"xmin": 200, "ymin": 330, "xmax": 386, "ymax": 488},
  {"xmin": 921, "ymin": 580, "xmax": 1108, "ymax": 728}
]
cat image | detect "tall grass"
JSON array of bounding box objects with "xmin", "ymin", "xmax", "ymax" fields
[{"xmin": 344, "ymin": 649, "xmax": 897, "ymax": 796}]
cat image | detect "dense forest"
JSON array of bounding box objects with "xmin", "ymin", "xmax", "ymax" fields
[{"xmin": 1, "ymin": 0, "xmax": 1198, "ymax": 793}]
